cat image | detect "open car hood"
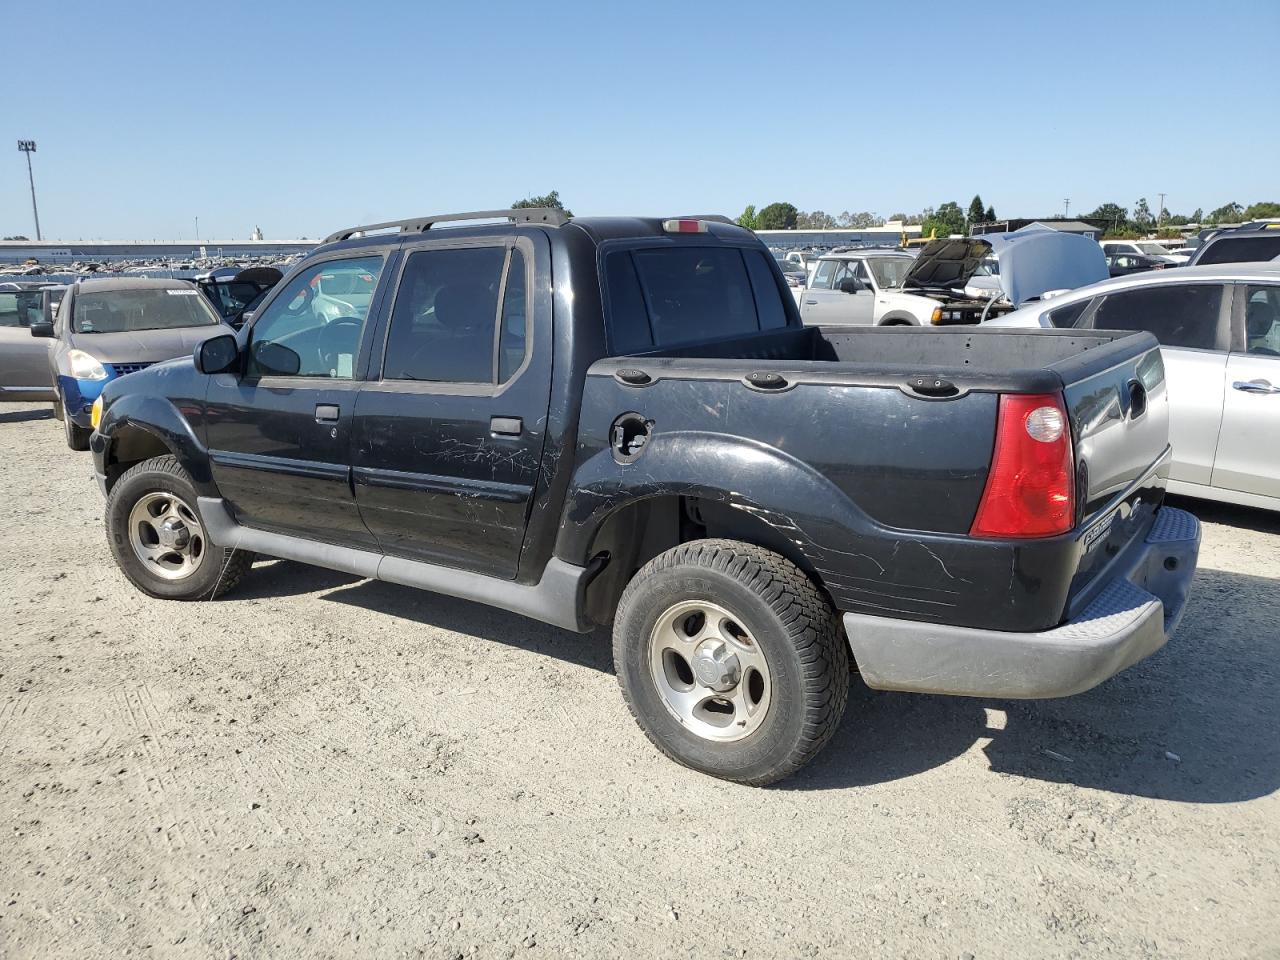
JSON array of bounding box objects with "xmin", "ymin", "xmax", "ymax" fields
[{"xmin": 904, "ymin": 228, "xmax": 1107, "ymax": 306}]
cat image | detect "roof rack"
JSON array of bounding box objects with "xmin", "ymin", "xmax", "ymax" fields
[{"xmin": 322, "ymin": 207, "xmax": 569, "ymax": 245}]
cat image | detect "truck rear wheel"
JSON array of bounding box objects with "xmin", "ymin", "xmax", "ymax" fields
[
  {"xmin": 613, "ymin": 539, "xmax": 848, "ymax": 786},
  {"xmin": 105, "ymin": 455, "xmax": 254, "ymax": 600}
]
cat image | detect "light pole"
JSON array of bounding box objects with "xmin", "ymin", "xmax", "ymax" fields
[
  {"xmin": 1063, "ymin": 198, "xmax": 1071, "ymax": 219},
  {"xmin": 17, "ymin": 140, "xmax": 42, "ymax": 241},
  {"xmin": 1156, "ymin": 192, "xmax": 1166, "ymax": 228}
]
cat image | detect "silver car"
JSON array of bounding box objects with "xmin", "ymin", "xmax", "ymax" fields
[{"xmin": 984, "ymin": 263, "xmax": 1280, "ymax": 511}]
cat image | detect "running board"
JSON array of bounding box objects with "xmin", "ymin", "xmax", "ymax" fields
[{"xmin": 196, "ymin": 497, "xmax": 594, "ymax": 633}]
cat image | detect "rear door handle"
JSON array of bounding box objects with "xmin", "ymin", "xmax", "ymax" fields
[
  {"xmin": 315, "ymin": 403, "xmax": 340, "ymax": 422},
  {"xmin": 490, "ymin": 416, "xmax": 522, "ymax": 436},
  {"xmin": 1232, "ymin": 380, "xmax": 1280, "ymax": 395}
]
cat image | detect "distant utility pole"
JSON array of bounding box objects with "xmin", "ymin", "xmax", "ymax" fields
[
  {"xmin": 1063, "ymin": 198, "xmax": 1071, "ymax": 219},
  {"xmin": 17, "ymin": 140, "xmax": 42, "ymax": 241},
  {"xmin": 195, "ymin": 217, "xmax": 200, "ymax": 242},
  {"xmin": 1156, "ymin": 192, "xmax": 1166, "ymax": 227}
]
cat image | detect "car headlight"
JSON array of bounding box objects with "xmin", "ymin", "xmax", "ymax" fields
[
  {"xmin": 67, "ymin": 349, "xmax": 108, "ymax": 380},
  {"xmin": 90, "ymin": 396, "xmax": 104, "ymax": 430}
]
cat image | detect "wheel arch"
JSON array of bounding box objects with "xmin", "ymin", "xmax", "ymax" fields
[
  {"xmin": 98, "ymin": 395, "xmax": 215, "ymax": 496},
  {"xmin": 560, "ymin": 434, "xmax": 855, "ymax": 625}
]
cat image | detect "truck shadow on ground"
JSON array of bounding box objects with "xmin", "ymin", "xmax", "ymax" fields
[
  {"xmin": 0, "ymin": 407, "xmax": 52, "ymax": 424},
  {"xmin": 242, "ymin": 559, "xmax": 1277, "ymax": 804},
  {"xmin": 794, "ymin": 565, "xmax": 1280, "ymax": 804},
  {"xmin": 246, "ymin": 561, "xmax": 615, "ymax": 674}
]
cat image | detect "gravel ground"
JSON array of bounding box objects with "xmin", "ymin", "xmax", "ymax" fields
[{"xmin": 1, "ymin": 400, "xmax": 1277, "ymax": 959}]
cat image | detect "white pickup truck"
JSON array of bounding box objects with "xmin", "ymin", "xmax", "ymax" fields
[{"xmin": 799, "ymin": 229, "xmax": 1108, "ymax": 327}]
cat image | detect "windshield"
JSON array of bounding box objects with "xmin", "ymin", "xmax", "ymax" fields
[
  {"xmin": 73, "ymin": 288, "xmax": 221, "ymax": 333},
  {"xmin": 1138, "ymin": 243, "xmax": 1171, "ymax": 256},
  {"xmin": 866, "ymin": 258, "xmax": 913, "ymax": 288}
]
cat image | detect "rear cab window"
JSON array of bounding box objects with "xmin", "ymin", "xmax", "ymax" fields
[{"xmin": 602, "ymin": 245, "xmax": 791, "ymax": 354}]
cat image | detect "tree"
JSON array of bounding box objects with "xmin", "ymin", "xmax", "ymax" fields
[
  {"xmin": 1190, "ymin": 207, "xmax": 1204, "ymax": 224},
  {"xmin": 797, "ymin": 210, "xmax": 837, "ymax": 229},
  {"xmin": 888, "ymin": 212, "xmax": 908, "ymax": 223},
  {"xmin": 1244, "ymin": 201, "xmax": 1280, "ymax": 219},
  {"xmin": 984, "ymin": 205, "xmax": 996, "ymax": 223},
  {"xmin": 756, "ymin": 202, "xmax": 798, "ymax": 230},
  {"xmin": 922, "ymin": 201, "xmax": 966, "ymax": 238},
  {"xmin": 736, "ymin": 205, "xmax": 759, "ymax": 230},
  {"xmin": 511, "ymin": 190, "xmax": 573, "ymax": 217},
  {"xmin": 1207, "ymin": 202, "xmax": 1243, "ymax": 224},
  {"xmin": 2, "ymin": 235, "xmax": 30, "ymax": 241},
  {"xmin": 1132, "ymin": 197, "xmax": 1154, "ymax": 232},
  {"xmin": 1087, "ymin": 202, "xmax": 1128, "ymax": 234},
  {"xmin": 967, "ymin": 195, "xmax": 986, "ymax": 226}
]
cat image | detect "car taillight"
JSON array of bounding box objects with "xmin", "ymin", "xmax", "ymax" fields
[{"xmin": 970, "ymin": 393, "xmax": 1075, "ymax": 538}]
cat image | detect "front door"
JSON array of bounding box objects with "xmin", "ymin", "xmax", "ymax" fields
[
  {"xmin": 203, "ymin": 251, "xmax": 393, "ymax": 548},
  {"xmin": 1212, "ymin": 283, "xmax": 1280, "ymax": 499},
  {"xmin": 352, "ymin": 234, "xmax": 553, "ymax": 580},
  {"xmin": 800, "ymin": 260, "xmax": 873, "ymax": 325},
  {"xmin": 0, "ymin": 289, "xmax": 54, "ymax": 399}
]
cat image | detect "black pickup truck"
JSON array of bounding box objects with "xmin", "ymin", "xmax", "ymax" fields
[{"xmin": 89, "ymin": 209, "xmax": 1200, "ymax": 785}]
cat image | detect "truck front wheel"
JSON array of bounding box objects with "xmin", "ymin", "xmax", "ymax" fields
[
  {"xmin": 612, "ymin": 539, "xmax": 848, "ymax": 785},
  {"xmin": 105, "ymin": 455, "xmax": 254, "ymax": 600}
]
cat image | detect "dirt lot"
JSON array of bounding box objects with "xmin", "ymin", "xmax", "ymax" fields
[{"xmin": 1, "ymin": 400, "xmax": 1277, "ymax": 959}]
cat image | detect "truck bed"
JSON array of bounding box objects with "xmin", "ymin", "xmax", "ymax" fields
[{"xmin": 573, "ymin": 325, "xmax": 1169, "ymax": 634}]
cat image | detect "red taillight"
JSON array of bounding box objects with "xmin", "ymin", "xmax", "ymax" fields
[{"xmin": 970, "ymin": 393, "xmax": 1075, "ymax": 539}]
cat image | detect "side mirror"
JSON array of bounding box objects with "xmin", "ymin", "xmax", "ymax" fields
[
  {"xmin": 250, "ymin": 339, "xmax": 301, "ymax": 377},
  {"xmin": 29, "ymin": 319, "xmax": 55, "ymax": 338},
  {"xmin": 194, "ymin": 333, "xmax": 240, "ymax": 375},
  {"xmin": 837, "ymin": 277, "xmax": 866, "ymax": 294}
]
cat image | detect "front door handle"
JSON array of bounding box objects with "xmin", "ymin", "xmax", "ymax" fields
[
  {"xmin": 1232, "ymin": 379, "xmax": 1280, "ymax": 395},
  {"xmin": 490, "ymin": 416, "xmax": 522, "ymax": 437},
  {"xmin": 315, "ymin": 403, "xmax": 340, "ymax": 423},
  {"xmin": 805, "ymin": 299, "xmax": 818, "ymax": 305}
]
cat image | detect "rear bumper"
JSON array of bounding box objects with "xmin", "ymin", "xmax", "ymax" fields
[{"xmin": 842, "ymin": 506, "xmax": 1200, "ymax": 699}]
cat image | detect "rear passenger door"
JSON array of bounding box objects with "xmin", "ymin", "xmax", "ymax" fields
[
  {"xmin": 1088, "ymin": 282, "xmax": 1231, "ymax": 485},
  {"xmin": 1211, "ymin": 283, "xmax": 1280, "ymax": 498},
  {"xmin": 352, "ymin": 233, "xmax": 552, "ymax": 579}
]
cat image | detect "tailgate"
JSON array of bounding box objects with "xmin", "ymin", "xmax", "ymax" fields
[{"xmin": 1059, "ymin": 334, "xmax": 1171, "ymax": 618}]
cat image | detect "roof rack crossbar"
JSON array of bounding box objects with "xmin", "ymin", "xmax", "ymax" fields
[{"xmin": 322, "ymin": 207, "xmax": 568, "ymax": 245}]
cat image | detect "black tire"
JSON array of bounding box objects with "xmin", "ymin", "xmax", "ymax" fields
[
  {"xmin": 613, "ymin": 539, "xmax": 848, "ymax": 786},
  {"xmin": 63, "ymin": 407, "xmax": 91, "ymax": 450},
  {"xmin": 105, "ymin": 455, "xmax": 254, "ymax": 600}
]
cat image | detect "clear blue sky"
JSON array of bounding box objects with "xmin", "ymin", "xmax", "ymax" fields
[{"xmin": 5, "ymin": 0, "xmax": 1276, "ymax": 241}]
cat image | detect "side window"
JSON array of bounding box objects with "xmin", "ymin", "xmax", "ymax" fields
[
  {"xmin": 1092, "ymin": 284, "xmax": 1225, "ymax": 350},
  {"xmin": 0, "ymin": 293, "xmax": 20, "ymax": 327},
  {"xmin": 1244, "ymin": 285, "xmax": 1280, "ymax": 357},
  {"xmin": 382, "ymin": 245, "xmax": 510, "ymax": 384},
  {"xmin": 810, "ymin": 259, "xmax": 836, "ymax": 290},
  {"xmin": 1046, "ymin": 298, "xmax": 1092, "ymax": 328},
  {"xmin": 498, "ymin": 249, "xmax": 528, "ymax": 383},
  {"xmin": 743, "ymin": 250, "xmax": 787, "ymax": 329},
  {"xmin": 248, "ymin": 255, "xmax": 383, "ymax": 378}
]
